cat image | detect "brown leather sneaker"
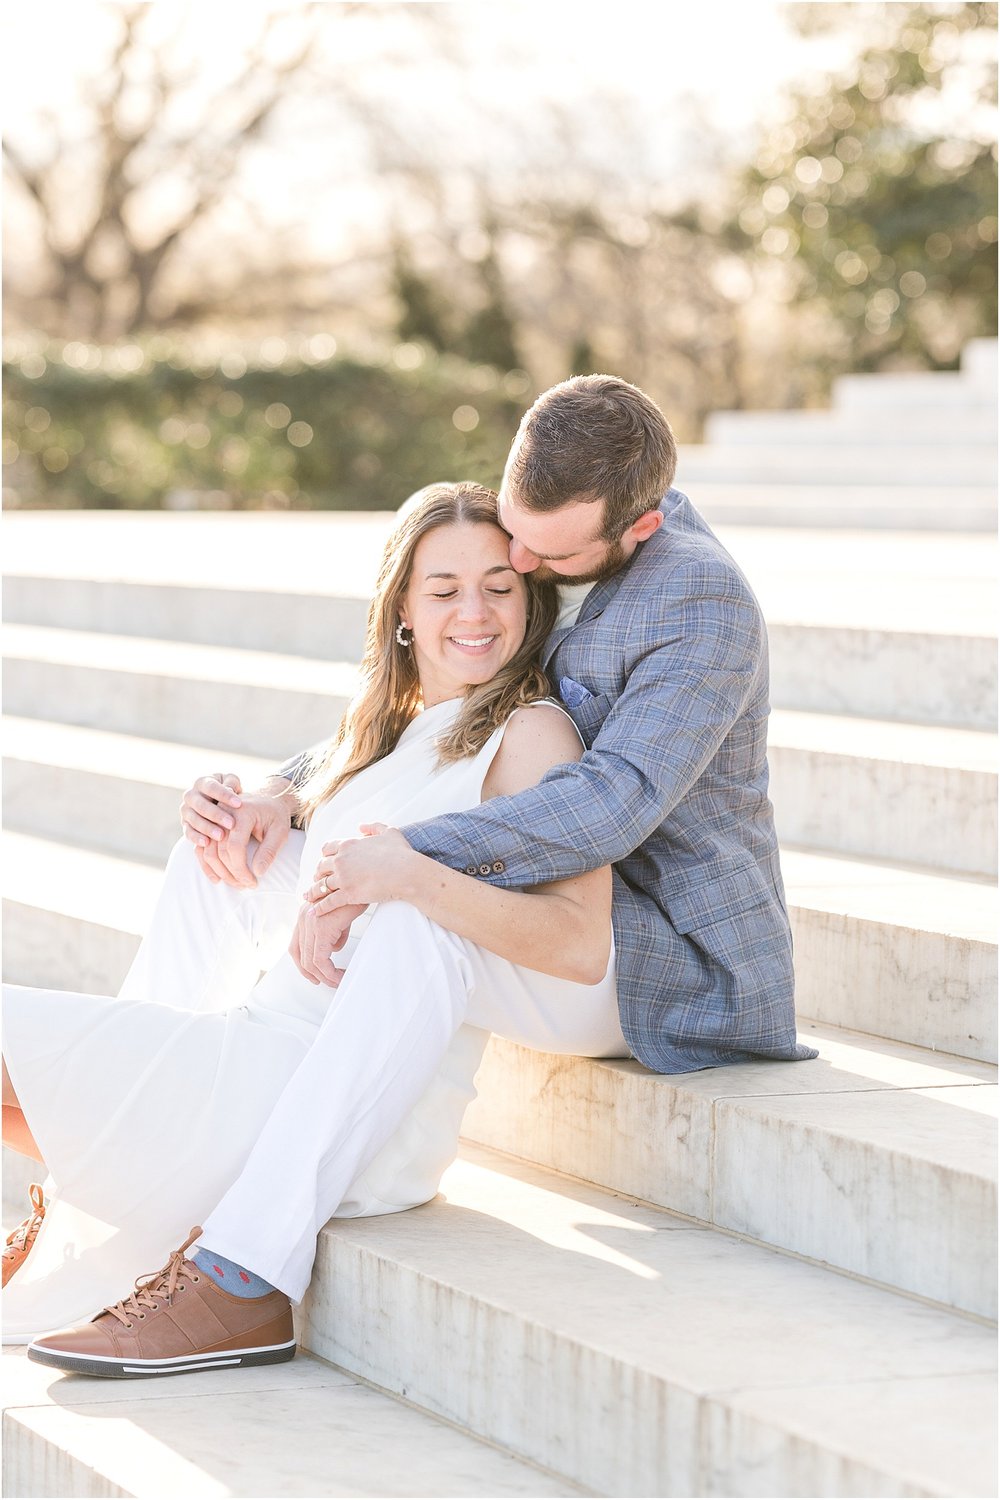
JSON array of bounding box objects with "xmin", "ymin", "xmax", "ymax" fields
[
  {"xmin": 27, "ymin": 1227, "xmax": 295, "ymax": 1379},
  {"xmin": 3, "ymin": 1182, "xmax": 46, "ymax": 1288}
]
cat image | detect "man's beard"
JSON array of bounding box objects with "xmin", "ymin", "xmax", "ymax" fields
[{"xmin": 535, "ymin": 536, "xmax": 626, "ymax": 587}]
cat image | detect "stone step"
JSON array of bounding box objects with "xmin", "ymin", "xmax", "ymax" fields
[
  {"xmin": 728, "ymin": 527, "xmax": 996, "ymax": 640},
  {"xmin": 2, "ymin": 625, "xmax": 354, "ymax": 759},
  {"xmin": 3, "ymin": 575, "xmax": 368, "ymax": 668},
  {"xmin": 6, "ymin": 630, "xmax": 995, "ymax": 874},
  {"xmin": 1, "ymin": 1346, "xmax": 578, "ymax": 1499},
  {"xmin": 675, "ymin": 444, "xmax": 996, "ymax": 487},
  {"xmin": 834, "ymin": 363, "xmax": 997, "ymax": 413},
  {"xmin": 4, "ymin": 835, "xmax": 995, "ymax": 1316},
  {"xmin": 705, "ymin": 409, "xmax": 996, "ymax": 446},
  {"xmin": 4, "ymin": 755, "xmax": 996, "ymax": 1061},
  {"xmin": 4, "ymin": 515, "xmax": 995, "ymax": 605},
  {"xmin": 1, "ymin": 833, "xmax": 161, "ymax": 996},
  {"xmin": 5, "ymin": 574, "xmax": 996, "ymax": 728},
  {"xmin": 961, "ymin": 336, "xmax": 999, "ymax": 384},
  {"xmin": 0, "ymin": 510, "xmax": 393, "ymax": 596},
  {"xmin": 462, "ymin": 1033, "xmax": 997, "ymax": 1318},
  {"xmin": 780, "ymin": 847, "xmax": 996, "ymax": 1064},
  {"xmin": 768, "ymin": 710, "xmax": 997, "ymax": 877},
  {"xmin": 766, "ymin": 621, "xmax": 996, "ymax": 730},
  {"xmin": 300, "ymin": 1143, "xmax": 997, "ymax": 1497},
  {"xmin": 7, "ymin": 519, "xmax": 993, "ymax": 729},
  {"xmin": 694, "ymin": 484, "xmax": 997, "ymax": 531},
  {"xmin": 2, "ymin": 718, "xmax": 275, "ymax": 863}
]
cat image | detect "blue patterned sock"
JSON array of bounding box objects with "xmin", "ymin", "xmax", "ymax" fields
[{"xmin": 193, "ymin": 1247, "xmax": 277, "ymax": 1299}]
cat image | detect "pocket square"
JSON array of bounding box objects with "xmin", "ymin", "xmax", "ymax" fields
[{"xmin": 558, "ymin": 676, "xmax": 592, "ymax": 708}]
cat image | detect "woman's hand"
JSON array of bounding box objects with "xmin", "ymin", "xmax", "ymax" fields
[
  {"xmin": 181, "ymin": 773, "xmax": 296, "ymax": 887},
  {"xmin": 181, "ymin": 773, "xmax": 244, "ymax": 846},
  {"xmin": 304, "ymin": 824, "xmax": 421, "ymax": 914}
]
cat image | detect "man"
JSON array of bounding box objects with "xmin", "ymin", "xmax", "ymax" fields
[{"xmin": 24, "ymin": 375, "xmax": 815, "ymax": 1379}]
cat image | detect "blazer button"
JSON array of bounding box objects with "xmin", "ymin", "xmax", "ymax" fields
[
  {"xmin": 492, "ymin": 860, "xmax": 505, "ymax": 873},
  {"xmin": 478, "ymin": 863, "xmax": 492, "ymax": 876},
  {"xmin": 464, "ymin": 865, "xmax": 478, "ymax": 876}
]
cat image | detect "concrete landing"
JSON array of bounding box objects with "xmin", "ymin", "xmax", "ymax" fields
[{"xmin": 2, "ymin": 1347, "xmax": 579, "ymax": 1498}]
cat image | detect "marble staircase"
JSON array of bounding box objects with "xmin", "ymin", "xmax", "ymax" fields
[
  {"xmin": 681, "ymin": 338, "xmax": 998, "ymax": 528},
  {"xmin": 2, "ymin": 345, "xmax": 997, "ymax": 1497}
]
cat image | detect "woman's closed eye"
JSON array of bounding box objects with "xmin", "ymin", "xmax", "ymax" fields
[{"xmin": 429, "ymin": 587, "xmax": 512, "ymax": 599}]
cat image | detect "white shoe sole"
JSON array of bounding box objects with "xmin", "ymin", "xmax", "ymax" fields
[{"xmin": 26, "ymin": 1338, "xmax": 297, "ymax": 1379}]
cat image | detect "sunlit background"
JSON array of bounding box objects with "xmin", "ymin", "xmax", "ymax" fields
[{"xmin": 2, "ymin": 0, "xmax": 996, "ymax": 510}]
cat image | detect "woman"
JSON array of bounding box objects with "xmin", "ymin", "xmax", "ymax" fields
[{"xmin": 2, "ymin": 481, "xmax": 625, "ymax": 1366}]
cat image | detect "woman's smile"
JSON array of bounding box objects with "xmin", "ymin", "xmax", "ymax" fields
[{"xmin": 448, "ymin": 633, "xmax": 499, "ymax": 653}]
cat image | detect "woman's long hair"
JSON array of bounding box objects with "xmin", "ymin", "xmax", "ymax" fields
[{"xmin": 297, "ymin": 482, "xmax": 559, "ymax": 819}]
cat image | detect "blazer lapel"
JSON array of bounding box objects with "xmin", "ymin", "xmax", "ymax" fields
[
  {"xmin": 578, "ymin": 568, "xmax": 626, "ymax": 622},
  {"xmin": 542, "ymin": 619, "xmax": 575, "ymax": 668},
  {"xmin": 540, "ymin": 499, "xmax": 675, "ymax": 668},
  {"xmin": 542, "ymin": 566, "xmax": 629, "ymax": 668}
]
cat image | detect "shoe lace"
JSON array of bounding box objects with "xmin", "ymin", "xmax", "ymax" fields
[
  {"xmin": 103, "ymin": 1226, "xmax": 203, "ymax": 1327},
  {"xmin": 3, "ymin": 1183, "xmax": 45, "ymax": 1260}
]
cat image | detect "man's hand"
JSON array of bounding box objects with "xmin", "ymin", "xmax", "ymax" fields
[
  {"xmin": 181, "ymin": 773, "xmax": 295, "ymax": 888},
  {"xmin": 303, "ymin": 824, "xmax": 420, "ymax": 915},
  {"xmin": 288, "ymin": 901, "xmax": 366, "ymax": 987}
]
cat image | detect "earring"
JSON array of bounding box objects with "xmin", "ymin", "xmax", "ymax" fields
[{"xmin": 395, "ymin": 622, "xmax": 412, "ymax": 648}]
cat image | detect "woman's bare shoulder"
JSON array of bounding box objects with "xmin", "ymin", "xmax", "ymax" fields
[{"xmin": 483, "ymin": 701, "xmax": 583, "ymax": 799}]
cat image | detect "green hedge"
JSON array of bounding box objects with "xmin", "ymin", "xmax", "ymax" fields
[{"xmin": 2, "ymin": 338, "xmax": 531, "ymax": 510}]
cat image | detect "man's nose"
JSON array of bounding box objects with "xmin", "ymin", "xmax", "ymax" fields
[{"xmin": 508, "ymin": 537, "xmax": 539, "ymax": 573}]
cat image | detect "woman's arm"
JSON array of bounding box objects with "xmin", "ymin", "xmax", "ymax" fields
[{"xmin": 309, "ymin": 705, "xmax": 613, "ymax": 985}]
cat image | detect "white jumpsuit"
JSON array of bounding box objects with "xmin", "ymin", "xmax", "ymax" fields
[{"xmin": 2, "ymin": 697, "xmax": 624, "ymax": 1341}]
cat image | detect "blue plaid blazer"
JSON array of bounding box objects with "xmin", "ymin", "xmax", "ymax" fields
[{"xmin": 404, "ymin": 489, "xmax": 817, "ymax": 1074}]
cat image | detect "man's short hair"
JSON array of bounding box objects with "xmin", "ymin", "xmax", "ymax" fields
[{"xmin": 503, "ymin": 374, "xmax": 678, "ymax": 540}]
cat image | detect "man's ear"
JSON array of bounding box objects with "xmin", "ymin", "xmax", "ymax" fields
[{"xmin": 627, "ymin": 510, "xmax": 664, "ymax": 543}]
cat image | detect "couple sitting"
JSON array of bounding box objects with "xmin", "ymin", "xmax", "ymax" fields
[{"xmin": 2, "ymin": 373, "xmax": 815, "ymax": 1377}]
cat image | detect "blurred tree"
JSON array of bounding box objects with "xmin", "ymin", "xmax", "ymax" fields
[
  {"xmin": 390, "ymin": 226, "xmax": 520, "ymax": 371},
  {"xmin": 2, "ymin": 3, "xmax": 800, "ymax": 430},
  {"xmin": 735, "ymin": 1, "xmax": 998, "ymax": 370},
  {"xmin": 391, "ymin": 243, "xmax": 453, "ymax": 354},
  {"xmin": 567, "ymin": 336, "xmax": 598, "ymax": 376},
  {"xmin": 11, "ymin": 0, "xmax": 993, "ymax": 454},
  {"xmin": 2, "ymin": 339, "xmax": 524, "ymax": 510},
  {"xmin": 2, "ymin": 1, "xmax": 443, "ymax": 342},
  {"xmin": 4, "ymin": 4, "xmax": 322, "ymax": 339},
  {"xmin": 486, "ymin": 196, "xmax": 749, "ymax": 433},
  {"xmin": 457, "ymin": 234, "xmax": 522, "ymax": 372}
]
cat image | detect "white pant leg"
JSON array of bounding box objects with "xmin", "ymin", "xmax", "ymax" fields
[
  {"xmin": 118, "ymin": 834, "xmax": 305, "ymax": 1013},
  {"xmin": 116, "ymin": 840, "xmax": 490, "ymax": 1238},
  {"xmin": 199, "ymin": 899, "xmax": 620, "ymax": 1300},
  {"xmin": 461, "ymin": 929, "xmax": 625, "ymax": 1059}
]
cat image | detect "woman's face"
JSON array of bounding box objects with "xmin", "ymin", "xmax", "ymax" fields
[{"xmin": 399, "ymin": 522, "xmax": 529, "ymax": 707}]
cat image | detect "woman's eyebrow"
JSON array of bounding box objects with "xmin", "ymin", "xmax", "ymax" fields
[{"xmin": 424, "ymin": 565, "xmax": 515, "ymax": 580}]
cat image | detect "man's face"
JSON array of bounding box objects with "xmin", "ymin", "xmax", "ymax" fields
[{"xmin": 497, "ymin": 490, "xmax": 629, "ymax": 585}]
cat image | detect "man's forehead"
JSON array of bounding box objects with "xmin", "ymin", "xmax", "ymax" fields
[{"xmin": 499, "ymin": 490, "xmax": 606, "ymax": 551}]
